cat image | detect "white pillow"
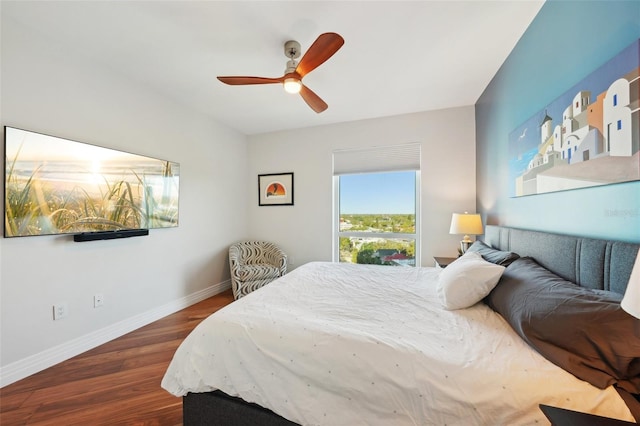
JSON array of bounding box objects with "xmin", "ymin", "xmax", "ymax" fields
[{"xmin": 437, "ymin": 251, "xmax": 505, "ymax": 310}]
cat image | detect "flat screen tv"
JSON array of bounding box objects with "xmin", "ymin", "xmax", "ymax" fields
[{"xmin": 4, "ymin": 126, "xmax": 179, "ymax": 238}]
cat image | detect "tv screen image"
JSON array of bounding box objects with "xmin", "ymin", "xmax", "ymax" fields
[{"xmin": 4, "ymin": 126, "xmax": 180, "ymax": 238}]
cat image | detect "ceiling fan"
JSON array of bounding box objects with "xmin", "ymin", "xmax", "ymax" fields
[{"xmin": 217, "ymin": 32, "xmax": 344, "ymax": 113}]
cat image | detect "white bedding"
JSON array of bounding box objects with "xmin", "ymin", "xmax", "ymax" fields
[{"xmin": 161, "ymin": 261, "xmax": 634, "ymax": 425}]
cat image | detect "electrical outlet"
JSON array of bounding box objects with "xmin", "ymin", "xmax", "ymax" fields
[
  {"xmin": 94, "ymin": 293, "xmax": 104, "ymax": 308},
  {"xmin": 53, "ymin": 303, "xmax": 68, "ymax": 320}
]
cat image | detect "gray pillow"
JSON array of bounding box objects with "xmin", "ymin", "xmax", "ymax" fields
[
  {"xmin": 466, "ymin": 240, "xmax": 520, "ymax": 266},
  {"xmin": 485, "ymin": 257, "xmax": 640, "ymax": 394}
]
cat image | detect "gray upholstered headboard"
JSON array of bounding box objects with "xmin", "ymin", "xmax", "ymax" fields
[{"xmin": 484, "ymin": 225, "xmax": 639, "ymax": 295}]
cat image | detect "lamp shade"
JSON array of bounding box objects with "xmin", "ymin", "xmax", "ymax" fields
[
  {"xmin": 621, "ymin": 251, "xmax": 640, "ymax": 319},
  {"xmin": 449, "ymin": 213, "xmax": 483, "ymax": 237}
]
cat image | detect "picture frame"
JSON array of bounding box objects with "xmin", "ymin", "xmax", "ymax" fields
[
  {"xmin": 507, "ymin": 39, "xmax": 640, "ymax": 197},
  {"xmin": 258, "ymin": 172, "xmax": 294, "ymax": 206}
]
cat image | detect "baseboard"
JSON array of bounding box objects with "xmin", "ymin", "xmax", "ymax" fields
[{"xmin": 0, "ymin": 280, "xmax": 231, "ymax": 388}]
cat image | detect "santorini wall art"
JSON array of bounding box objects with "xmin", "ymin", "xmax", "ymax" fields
[{"xmin": 508, "ymin": 39, "xmax": 639, "ymax": 197}]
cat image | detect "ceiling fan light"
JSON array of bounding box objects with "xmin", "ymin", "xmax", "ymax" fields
[{"xmin": 283, "ymin": 78, "xmax": 302, "ymax": 94}]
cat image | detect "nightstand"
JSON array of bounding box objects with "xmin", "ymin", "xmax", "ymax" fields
[
  {"xmin": 433, "ymin": 256, "xmax": 457, "ymax": 268},
  {"xmin": 539, "ymin": 404, "xmax": 636, "ymax": 425}
]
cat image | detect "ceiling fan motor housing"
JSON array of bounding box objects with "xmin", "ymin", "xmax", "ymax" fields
[{"xmin": 285, "ymin": 59, "xmax": 298, "ymax": 74}]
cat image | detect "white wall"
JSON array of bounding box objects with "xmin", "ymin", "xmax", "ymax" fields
[
  {"xmin": 1, "ymin": 12, "xmax": 248, "ymax": 385},
  {"xmin": 247, "ymin": 107, "xmax": 477, "ymax": 268}
]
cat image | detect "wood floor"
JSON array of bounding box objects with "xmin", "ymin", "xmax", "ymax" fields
[{"xmin": 0, "ymin": 289, "xmax": 235, "ymax": 426}]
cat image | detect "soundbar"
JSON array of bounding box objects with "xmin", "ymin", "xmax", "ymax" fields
[{"xmin": 73, "ymin": 229, "xmax": 149, "ymax": 242}]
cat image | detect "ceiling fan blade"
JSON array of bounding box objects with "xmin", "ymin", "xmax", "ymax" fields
[
  {"xmin": 217, "ymin": 76, "xmax": 284, "ymax": 85},
  {"xmin": 299, "ymin": 84, "xmax": 328, "ymax": 113},
  {"xmin": 296, "ymin": 32, "xmax": 344, "ymax": 78}
]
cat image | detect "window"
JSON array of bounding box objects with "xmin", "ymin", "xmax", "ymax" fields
[
  {"xmin": 618, "ymin": 120, "xmax": 622, "ymax": 130},
  {"xmin": 333, "ymin": 144, "xmax": 420, "ymax": 267},
  {"xmin": 613, "ymin": 94, "xmax": 618, "ymax": 106}
]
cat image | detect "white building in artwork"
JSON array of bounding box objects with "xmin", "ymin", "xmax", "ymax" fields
[
  {"xmin": 606, "ymin": 78, "xmax": 634, "ymax": 157},
  {"xmin": 517, "ymin": 66, "xmax": 639, "ymax": 196},
  {"xmin": 553, "ymin": 90, "xmax": 593, "ymax": 163}
]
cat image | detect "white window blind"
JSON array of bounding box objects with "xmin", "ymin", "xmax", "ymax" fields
[{"xmin": 332, "ymin": 143, "xmax": 421, "ymax": 175}]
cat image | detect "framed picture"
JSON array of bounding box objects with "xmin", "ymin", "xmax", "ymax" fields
[
  {"xmin": 507, "ymin": 38, "xmax": 640, "ymax": 197},
  {"xmin": 258, "ymin": 172, "xmax": 294, "ymax": 206}
]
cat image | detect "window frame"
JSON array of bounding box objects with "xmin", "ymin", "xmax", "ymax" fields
[{"xmin": 332, "ymin": 170, "xmax": 421, "ymax": 266}]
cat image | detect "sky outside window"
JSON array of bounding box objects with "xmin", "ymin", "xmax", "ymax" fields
[{"xmin": 339, "ymin": 171, "xmax": 415, "ymax": 214}]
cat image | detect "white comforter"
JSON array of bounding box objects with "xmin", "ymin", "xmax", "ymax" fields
[{"xmin": 161, "ymin": 261, "xmax": 633, "ymax": 425}]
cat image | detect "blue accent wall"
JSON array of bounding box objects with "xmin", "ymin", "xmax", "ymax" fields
[{"xmin": 476, "ymin": 0, "xmax": 640, "ymax": 242}]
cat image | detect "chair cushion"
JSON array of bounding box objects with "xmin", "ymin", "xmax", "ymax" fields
[{"xmin": 236, "ymin": 264, "xmax": 281, "ymax": 281}]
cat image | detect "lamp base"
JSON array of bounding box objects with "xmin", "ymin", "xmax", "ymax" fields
[{"xmin": 460, "ymin": 240, "xmax": 473, "ymax": 254}]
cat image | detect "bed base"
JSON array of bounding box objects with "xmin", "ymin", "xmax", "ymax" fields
[{"xmin": 183, "ymin": 391, "xmax": 298, "ymax": 426}]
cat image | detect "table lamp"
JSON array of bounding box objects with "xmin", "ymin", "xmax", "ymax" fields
[
  {"xmin": 621, "ymin": 251, "xmax": 640, "ymax": 319},
  {"xmin": 449, "ymin": 212, "xmax": 483, "ymax": 255}
]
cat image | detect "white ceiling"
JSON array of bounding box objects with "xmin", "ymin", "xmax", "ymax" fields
[{"xmin": 3, "ymin": 1, "xmax": 545, "ymax": 135}]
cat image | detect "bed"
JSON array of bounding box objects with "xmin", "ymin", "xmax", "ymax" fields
[{"xmin": 161, "ymin": 225, "xmax": 640, "ymax": 425}]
